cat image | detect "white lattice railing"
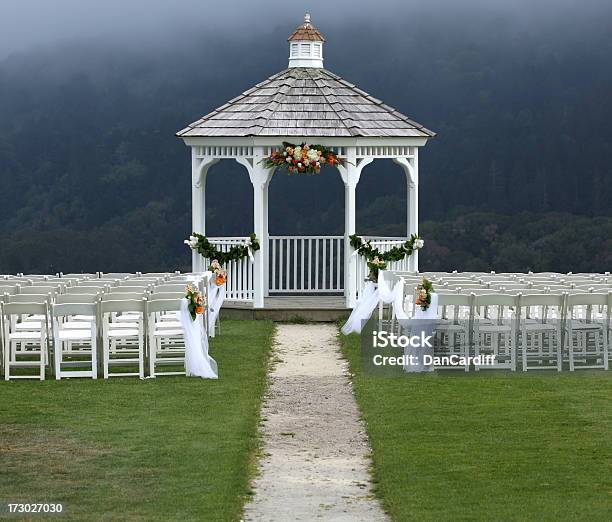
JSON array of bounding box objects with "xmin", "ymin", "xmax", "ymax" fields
[
  {"xmin": 269, "ymin": 236, "xmax": 344, "ymax": 293},
  {"xmin": 205, "ymin": 237, "xmax": 253, "ymax": 302}
]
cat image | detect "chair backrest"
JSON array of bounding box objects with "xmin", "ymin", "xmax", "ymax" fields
[
  {"xmin": 474, "ymin": 293, "xmax": 519, "ymax": 321},
  {"xmin": 108, "ymin": 286, "xmax": 149, "ymax": 294},
  {"xmin": 566, "ymin": 293, "xmax": 608, "ymax": 307},
  {"xmin": 474, "ymin": 293, "xmax": 519, "ymax": 307},
  {"xmin": 65, "ymin": 286, "xmax": 106, "ymax": 294},
  {"xmin": 55, "ymin": 294, "xmax": 99, "ymax": 304},
  {"xmin": 519, "ymin": 293, "xmax": 565, "ymax": 307},
  {"xmin": 148, "ymin": 292, "xmax": 184, "ymax": 301},
  {"xmin": 9, "ymin": 294, "xmax": 52, "ymax": 303},
  {"xmin": 152, "ymin": 284, "xmax": 189, "ymax": 293},
  {"xmin": 2, "ymin": 301, "xmax": 49, "ymax": 317},
  {"xmin": 146, "ymin": 298, "xmax": 182, "ymax": 314},
  {"xmin": 102, "ymin": 292, "xmax": 144, "ymax": 301},
  {"xmin": 51, "ymin": 302, "xmax": 97, "ymax": 318},
  {"xmin": 77, "ymin": 281, "xmax": 113, "ymax": 287},
  {"xmin": 99, "ymin": 273, "xmax": 133, "ymax": 279},
  {"xmin": 21, "ymin": 285, "xmax": 62, "ymax": 296},
  {"xmin": 437, "ymin": 293, "xmax": 474, "ymax": 307},
  {"xmin": 0, "ymin": 285, "xmax": 19, "ymax": 295},
  {"xmin": 100, "ymin": 298, "xmax": 146, "ymax": 314},
  {"xmin": 119, "ymin": 280, "xmax": 156, "ymax": 287},
  {"xmin": 518, "ymin": 293, "xmax": 565, "ymax": 321}
]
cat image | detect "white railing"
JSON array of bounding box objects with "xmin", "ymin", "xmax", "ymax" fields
[
  {"xmin": 355, "ymin": 237, "xmax": 412, "ymax": 297},
  {"xmin": 206, "ymin": 235, "xmax": 412, "ymax": 303},
  {"xmin": 205, "ymin": 237, "xmax": 253, "ymax": 302},
  {"xmin": 269, "ymin": 236, "xmax": 344, "ymax": 293}
]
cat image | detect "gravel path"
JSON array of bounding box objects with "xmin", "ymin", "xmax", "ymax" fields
[{"xmin": 243, "ymin": 323, "xmax": 388, "ymax": 521}]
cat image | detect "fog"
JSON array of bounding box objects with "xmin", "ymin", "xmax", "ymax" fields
[{"xmin": 1, "ymin": 0, "xmax": 610, "ymax": 59}]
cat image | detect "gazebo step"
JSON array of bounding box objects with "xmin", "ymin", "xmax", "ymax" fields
[{"xmin": 222, "ymin": 296, "xmax": 350, "ymax": 322}]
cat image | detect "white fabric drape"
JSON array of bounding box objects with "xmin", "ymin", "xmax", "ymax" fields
[
  {"xmin": 404, "ymin": 293, "xmax": 438, "ymax": 373},
  {"xmin": 341, "ymin": 271, "xmax": 408, "ymax": 335},
  {"xmin": 180, "ymin": 298, "xmax": 218, "ymax": 379},
  {"xmin": 207, "ymin": 277, "xmax": 226, "ymax": 336}
]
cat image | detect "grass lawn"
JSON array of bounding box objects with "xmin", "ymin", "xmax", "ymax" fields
[
  {"xmin": 340, "ymin": 331, "xmax": 612, "ymax": 521},
  {"xmin": 0, "ymin": 320, "xmax": 274, "ymax": 521}
]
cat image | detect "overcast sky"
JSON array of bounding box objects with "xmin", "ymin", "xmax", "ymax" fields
[{"xmin": 0, "ymin": 0, "xmax": 609, "ymax": 59}]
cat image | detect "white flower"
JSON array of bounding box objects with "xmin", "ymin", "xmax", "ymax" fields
[
  {"xmin": 414, "ymin": 239, "xmax": 424, "ymax": 249},
  {"xmin": 293, "ymin": 147, "xmax": 302, "ymax": 160},
  {"xmin": 297, "ymin": 163, "xmax": 302, "ymax": 168},
  {"xmin": 307, "ymin": 148, "xmax": 319, "ymax": 161}
]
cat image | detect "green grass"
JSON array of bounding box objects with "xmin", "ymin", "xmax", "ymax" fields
[
  {"xmin": 340, "ymin": 331, "xmax": 612, "ymax": 521},
  {"xmin": 0, "ymin": 320, "xmax": 275, "ymax": 521}
]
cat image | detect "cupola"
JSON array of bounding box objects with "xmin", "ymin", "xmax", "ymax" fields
[{"xmin": 288, "ymin": 13, "xmax": 325, "ymax": 68}]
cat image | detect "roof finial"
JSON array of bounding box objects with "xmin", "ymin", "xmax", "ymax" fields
[{"xmin": 304, "ymin": 12, "xmax": 311, "ymax": 25}]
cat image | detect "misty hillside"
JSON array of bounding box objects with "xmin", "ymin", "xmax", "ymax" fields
[{"xmin": 0, "ymin": 4, "xmax": 611, "ymax": 273}]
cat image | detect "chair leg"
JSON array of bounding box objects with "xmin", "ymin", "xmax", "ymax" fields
[
  {"xmin": 39, "ymin": 334, "xmax": 45, "ymax": 381},
  {"xmin": 521, "ymin": 328, "xmax": 528, "ymax": 371},
  {"xmin": 4, "ymin": 339, "xmax": 10, "ymax": 381},
  {"xmin": 568, "ymin": 326, "xmax": 575, "ymax": 372},
  {"xmin": 138, "ymin": 332, "xmax": 145, "ymax": 379},
  {"xmin": 103, "ymin": 336, "xmax": 109, "ymax": 380},
  {"xmin": 149, "ymin": 339, "xmax": 156, "ymax": 378}
]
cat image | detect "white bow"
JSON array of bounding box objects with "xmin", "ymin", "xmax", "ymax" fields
[{"xmin": 244, "ymin": 237, "xmax": 255, "ymax": 263}]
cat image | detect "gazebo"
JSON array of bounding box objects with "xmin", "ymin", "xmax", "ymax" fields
[{"xmin": 177, "ymin": 14, "xmax": 434, "ymax": 310}]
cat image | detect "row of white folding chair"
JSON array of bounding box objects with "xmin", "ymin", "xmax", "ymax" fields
[
  {"xmin": 1, "ymin": 286, "xmax": 210, "ymax": 378},
  {"xmin": 397, "ymin": 285, "xmax": 609, "ymax": 371}
]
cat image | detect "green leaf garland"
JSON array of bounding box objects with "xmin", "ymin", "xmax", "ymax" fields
[
  {"xmin": 186, "ymin": 233, "xmax": 260, "ymax": 265},
  {"xmin": 349, "ymin": 234, "xmax": 424, "ymax": 263}
]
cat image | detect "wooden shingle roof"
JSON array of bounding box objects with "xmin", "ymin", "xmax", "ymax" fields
[{"xmin": 177, "ymin": 67, "xmax": 435, "ymax": 138}]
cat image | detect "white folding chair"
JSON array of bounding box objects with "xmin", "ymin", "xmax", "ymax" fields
[
  {"xmin": 146, "ymin": 298, "xmax": 185, "ymax": 377},
  {"xmin": 52, "ymin": 302, "xmax": 98, "ymax": 379},
  {"xmin": 565, "ymin": 293, "xmax": 609, "ymax": 371},
  {"xmin": 2, "ymin": 301, "xmax": 50, "ymax": 380},
  {"xmin": 518, "ymin": 294, "xmax": 564, "ymax": 371},
  {"xmin": 473, "ymin": 294, "xmax": 518, "ymax": 370},
  {"xmin": 100, "ymin": 299, "xmax": 146, "ymax": 379},
  {"xmin": 434, "ymin": 293, "xmax": 474, "ymax": 371}
]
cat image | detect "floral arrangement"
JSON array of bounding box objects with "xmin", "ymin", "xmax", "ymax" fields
[
  {"xmin": 210, "ymin": 259, "xmax": 227, "ymax": 286},
  {"xmin": 185, "ymin": 233, "xmax": 260, "ymax": 265},
  {"xmin": 185, "ymin": 284, "xmax": 206, "ymax": 321},
  {"xmin": 349, "ymin": 234, "xmax": 424, "ymax": 264},
  {"xmin": 366, "ymin": 256, "xmax": 387, "ymax": 282},
  {"xmin": 263, "ymin": 142, "xmax": 342, "ymax": 175},
  {"xmin": 415, "ymin": 278, "xmax": 434, "ymax": 311}
]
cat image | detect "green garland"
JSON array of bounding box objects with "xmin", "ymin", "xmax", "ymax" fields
[
  {"xmin": 186, "ymin": 232, "xmax": 260, "ymax": 265},
  {"xmin": 349, "ymin": 233, "xmax": 424, "ymax": 263}
]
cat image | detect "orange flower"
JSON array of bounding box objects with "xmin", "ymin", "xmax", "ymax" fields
[
  {"xmin": 215, "ymin": 273, "xmax": 227, "ymax": 286},
  {"xmin": 195, "ymin": 306, "xmax": 204, "ymax": 314}
]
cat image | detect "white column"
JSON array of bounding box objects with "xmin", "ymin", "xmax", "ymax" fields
[
  {"xmin": 409, "ymin": 149, "xmax": 419, "ymax": 272},
  {"xmin": 394, "ymin": 153, "xmax": 419, "ymax": 273},
  {"xmin": 248, "ymin": 149, "xmax": 271, "ymax": 309},
  {"xmin": 191, "ymin": 152, "xmax": 218, "ymax": 273},
  {"xmin": 263, "ymin": 177, "xmax": 271, "ymax": 297},
  {"xmin": 344, "ymin": 178, "xmax": 357, "ymax": 308},
  {"xmin": 191, "ymin": 148, "xmax": 204, "ymax": 272},
  {"xmin": 341, "ymin": 147, "xmax": 362, "ymax": 308}
]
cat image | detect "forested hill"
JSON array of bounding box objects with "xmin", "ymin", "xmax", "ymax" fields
[{"xmin": 0, "ymin": 8, "xmax": 610, "ymax": 273}]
